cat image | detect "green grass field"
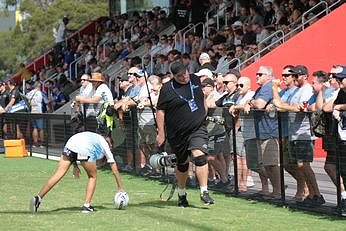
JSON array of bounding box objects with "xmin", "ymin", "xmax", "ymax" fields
[{"xmin": 0, "ymin": 155, "xmax": 345, "ymax": 231}]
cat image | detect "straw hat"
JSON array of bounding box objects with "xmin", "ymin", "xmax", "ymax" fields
[{"xmin": 90, "ymin": 72, "xmax": 104, "ymax": 82}]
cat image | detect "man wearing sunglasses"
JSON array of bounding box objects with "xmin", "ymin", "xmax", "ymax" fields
[
  {"xmin": 244, "ymin": 65, "xmax": 281, "ymax": 199},
  {"xmin": 272, "ymin": 65, "xmax": 325, "ymax": 206},
  {"xmin": 323, "ymin": 65, "xmax": 346, "ymax": 214}
]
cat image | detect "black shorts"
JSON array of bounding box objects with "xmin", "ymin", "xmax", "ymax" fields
[
  {"xmin": 62, "ymin": 147, "xmax": 89, "ymax": 163},
  {"xmin": 168, "ymin": 124, "xmax": 208, "ymax": 164},
  {"xmin": 289, "ymin": 140, "xmax": 314, "ymax": 163}
]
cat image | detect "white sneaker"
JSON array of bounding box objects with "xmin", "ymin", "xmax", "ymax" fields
[{"xmin": 247, "ymin": 176, "xmax": 255, "ymax": 187}]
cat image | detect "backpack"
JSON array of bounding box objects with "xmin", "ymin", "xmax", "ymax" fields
[{"xmin": 310, "ymin": 110, "xmax": 326, "ymax": 137}]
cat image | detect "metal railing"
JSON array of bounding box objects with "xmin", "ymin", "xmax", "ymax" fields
[
  {"xmin": 182, "ymin": 22, "xmax": 206, "ymax": 53},
  {"xmin": 235, "ymin": 1, "xmax": 340, "ymax": 70},
  {"xmin": 302, "ymin": 1, "xmax": 329, "ymax": 30}
]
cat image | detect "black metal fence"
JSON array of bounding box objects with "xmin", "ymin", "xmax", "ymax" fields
[{"xmin": 2, "ymin": 108, "xmax": 345, "ymax": 217}]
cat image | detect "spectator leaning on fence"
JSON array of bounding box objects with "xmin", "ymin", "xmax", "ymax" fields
[
  {"xmin": 244, "ymin": 65, "xmax": 281, "ymax": 199},
  {"xmin": 26, "ymin": 82, "xmax": 45, "ymax": 148}
]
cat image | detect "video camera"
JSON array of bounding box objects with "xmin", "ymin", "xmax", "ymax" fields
[{"xmin": 149, "ymin": 151, "xmax": 177, "ymax": 169}]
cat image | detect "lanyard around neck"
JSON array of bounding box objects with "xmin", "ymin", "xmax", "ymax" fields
[{"xmin": 170, "ymin": 80, "xmax": 194, "ymax": 102}]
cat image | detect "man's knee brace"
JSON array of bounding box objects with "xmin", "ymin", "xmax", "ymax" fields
[
  {"xmin": 177, "ymin": 162, "xmax": 189, "ymax": 172},
  {"xmin": 192, "ymin": 155, "xmax": 207, "ymax": 166}
]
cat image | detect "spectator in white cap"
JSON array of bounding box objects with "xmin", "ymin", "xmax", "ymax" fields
[
  {"xmin": 198, "ymin": 52, "xmax": 215, "ymax": 72},
  {"xmin": 195, "ymin": 68, "xmax": 214, "ymax": 83}
]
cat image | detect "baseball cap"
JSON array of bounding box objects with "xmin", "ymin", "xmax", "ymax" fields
[
  {"xmin": 232, "ymin": 20, "xmax": 243, "ymax": 28},
  {"xmin": 333, "ymin": 65, "xmax": 346, "ymax": 79},
  {"xmin": 289, "ymin": 65, "xmax": 308, "ymax": 75},
  {"xmin": 169, "ymin": 61, "xmax": 188, "ymax": 76},
  {"xmin": 199, "ymin": 52, "xmax": 210, "ymax": 61},
  {"xmin": 201, "ymin": 78, "xmax": 215, "ymax": 88},
  {"xmin": 195, "ymin": 68, "xmax": 213, "ymax": 79}
]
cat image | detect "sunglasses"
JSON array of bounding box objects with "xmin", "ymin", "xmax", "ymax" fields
[
  {"xmin": 281, "ymin": 74, "xmax": 292, "ymax": 78},
  {"xmin": 236, "ymin": 83, "xmax": 244, "ymax": 88},
  {"xmin": 292, "ymin": 74, "xmax": 299, "ymax": 78},
  {"xmin": 223, "ymin": 81, "xmax": 232, "ymax": 84},
  {"xmin": 127, "ymin": 72, "xmax": 135, "ymax": 76},
  {"xmin": 328, "ymin": 73, "xmax": 337, "ymax": 78},
  {"xmin": 81, "ymin": 79, "xmax": 88, "ymax": 82},
  {"xmin": 256, "ymin": 73, "xmax": 266, "ymax": 77}
]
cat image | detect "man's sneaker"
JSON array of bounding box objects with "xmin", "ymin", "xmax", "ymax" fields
[
  {"xmin": 340, "ymin": 199, "xmax": 346, "ymax": 216},
  {"xmin": 29, "ymin": 195, "xmax": 41, "ymax": 213},
  {"xmin": 81, "ymin": 205, "xmax": 95, "ymax": 213},
  {"xmin": 311, "ymin": 195, "xmax": 325, "ymax": 206},
  {"xmin": 178, "ymin": 194, "xmax": 189, "ymax": 208},
  {"xmin": 200, "ymin": 191, "xmax": 214, "ymax": 205},
  {"xmin": 138, "ymin": 164, "xmax": 152, "ymax": 176}
]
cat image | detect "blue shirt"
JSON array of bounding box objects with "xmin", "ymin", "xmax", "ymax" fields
[{"xmin": 253, "ymin": 81, "xmax": 278, "ymax": 139}]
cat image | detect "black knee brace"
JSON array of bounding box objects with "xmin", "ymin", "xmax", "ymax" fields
[
  {"xmin": 193, "ymin": 155, "xmax": 207, "ymax": 166},
  {"xmin": 177, "ymin": 162, "xmax": 189, "ymax": 172}
]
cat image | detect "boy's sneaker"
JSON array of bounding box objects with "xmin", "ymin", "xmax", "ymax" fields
[
  {"xmin": 200, "ymin": 191, "xmax": 214, "ymax": 205},
  {"xmin": 29, "ymin": 195, "xmax": 41, "ymax": 213},
  {"xmin": 178, "ymin": 194, "xmax": 189, "ymax": 208},
  {"xmin": 81, "ymin": 205, "xmax": 95, "ymax": 213}
]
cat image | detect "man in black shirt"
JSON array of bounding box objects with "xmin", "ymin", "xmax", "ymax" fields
[
  {"xmin": 156, "ymin": 61, "xmax": 214, "ymax": 207},
  {"xmin": 330, "ymin": 65, "xmax": 346, "ymax": 215}
]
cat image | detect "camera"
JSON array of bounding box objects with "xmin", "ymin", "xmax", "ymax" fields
[{"xmin": 149, "ymin": 152, "xmax": 177, "ymax": 169}]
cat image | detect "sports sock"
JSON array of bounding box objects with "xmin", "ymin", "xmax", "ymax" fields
[
  {"xmin": 83, "ymin": 203, "xmax": 90, "ymax": 207},
  {"xmin": 178, "ymin": 188, "xmax": 186, "ymax": 196},
  {"xmin": 341, "ymin": 191, "xmax": 346, "ymax": 199},
  {"xmin": 37, "ymin": 195, "xmax": 42, "ymax": 202},
  {"xmin": 200, "ymin": 186, "xmax": 208, "ymax": 194}
]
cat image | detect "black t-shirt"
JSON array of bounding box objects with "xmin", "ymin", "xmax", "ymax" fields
[
  {"xmin": 0, "ymin": 90, "xmax": 9, "ymax": 108},
  {"xmin": 174, "ymin": 3, "xmax": 189, "ymax": 30},
  {"xmin": 157, "ymin": 74, "xmax": 205, "ymax": 140},
  {"xmin": 334, "ymin": 89, "xmax": 346, "ymax": 105},
  {"xmin": 8, "ymin": 88, "xmax": 21, "ymax": 105}
]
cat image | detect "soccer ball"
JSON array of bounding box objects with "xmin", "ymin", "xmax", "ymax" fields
[{"xmin": 114, "ymin": 191, "xmax": 129, "ymax": 210}]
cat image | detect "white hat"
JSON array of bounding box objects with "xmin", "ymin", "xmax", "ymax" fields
[
  {"xmin": 232, "ymin": 20, "xmax": 243, "ymax": 27},
  {"xmin": 194, "ymin": 68, "xmax": 213, "ymax": 79},
  {"xmin": 199, "ymin": 52, "xmax": 210, "ymax": 61}
]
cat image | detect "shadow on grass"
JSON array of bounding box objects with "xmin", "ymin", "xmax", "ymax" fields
[{"xmin": 0, "ymin": 206, "xmax": 109, "ymax": 215}]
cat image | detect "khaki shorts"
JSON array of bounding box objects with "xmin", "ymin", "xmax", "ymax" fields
[
  {"xmin": 138, "ymin": 125, "xmax": 156, "ymax": 145},
  {"xmin": 257, "ymin": 138, "xmax": 279, "ymax": 166}
]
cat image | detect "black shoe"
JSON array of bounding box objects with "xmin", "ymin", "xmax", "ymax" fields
[
  {"xmin": 138, "ymin": 164, "xmax": 152, "ymax": 176},
  {"xmin": 81, "ymin": 205, "xmax": 95, "ymax": 213},
  {"xmin": 311, "ymin": 195, "xmax": 325, "ymax": 206},
  {"xmin": 200, "ymin": 191, "xmax": 214, "ymax": 205},
  {"xmin": 29, "ymin": 195, "xmax": 41, "ymax": 213},
  {"xmin": 178, "ymin": 194, "xmax": 189, "ymax": 207},
  {"xmin": 340, "ymin": 199, "xmax": 346, "ymax": 216}
]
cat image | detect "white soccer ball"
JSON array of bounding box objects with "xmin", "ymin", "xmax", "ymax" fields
[{"xmin": 114, "ymin": 191, "xmax": 129, "ymax": 210}]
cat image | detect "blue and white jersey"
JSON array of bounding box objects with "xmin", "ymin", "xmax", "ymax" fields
[{"xmin": 64, "ymin": 132, "xmax": 115, "ymax": 163}]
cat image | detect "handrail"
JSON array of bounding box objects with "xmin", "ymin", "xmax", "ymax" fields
[
  {"xmin": 206, "ymin": 5, "xmax": 218, "ymax": 37},
  {"xmin": 258, "ymin": 30, "xmax": 285, "ymax": 48},
  {"xmin": 69, "ymin": 55, "xmax": 84, "ymax": 80},
  {"xmin": 43, "ymin": 72, "xmax": 58, "ymax": 84},
  {"xmin": 96, "ymin": 37, "xmax": 110, "ymax": 60},
  {"xmin": 215, "ymin": 1, "xmax": 233, "ymax": 30},
  {"xmin": 302, "ymin": 1, "xmax": 328, "ymax": 30},
  {"xmin": 182, "ymin": 23, "xmax": 205, "ymax": 53},
  {"xmin": 235, "ymin": 31, "xmax": 285, "ymax": 70},
  {"xmin": 235, "ymin": 0, "xmax": 338, "ymax": 70},
  {"xmin": 75, "ymin": 57, "xmax": 85, "ymax": 80},
  {"xmin": 174, "ymin": 23, "xmax": 194, "ymax": 47},
  {"xmin": 216, "ymin": 57, "xmax": 241, "ymax": 73}
]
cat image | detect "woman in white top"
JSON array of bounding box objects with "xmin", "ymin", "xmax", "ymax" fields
[{"xmin": 30, "ymin": 131, "xmax": 124, "ymax": 213}]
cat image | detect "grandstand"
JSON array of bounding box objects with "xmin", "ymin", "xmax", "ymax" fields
[{"xmin": 2, "ymin": 0, "xmax": 346, "ymax": 217}]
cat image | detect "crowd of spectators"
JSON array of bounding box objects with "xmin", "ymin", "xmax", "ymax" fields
[{"xmin": 3, "ymin": 1, "xmax": 345, "ymax": 206}]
